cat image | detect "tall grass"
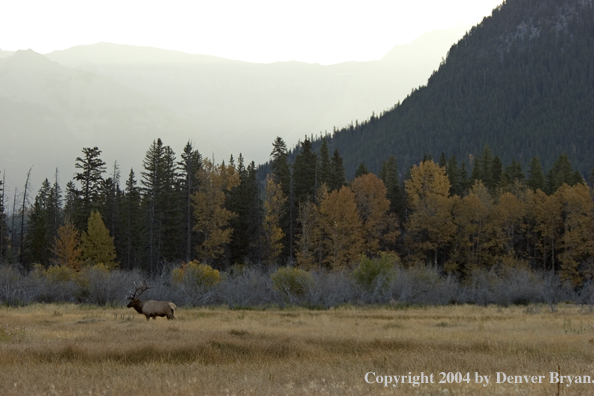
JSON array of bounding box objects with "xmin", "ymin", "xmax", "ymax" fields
[{"xmin": 0, "ymin": 304, "xmax": 593, "ymax": 395}]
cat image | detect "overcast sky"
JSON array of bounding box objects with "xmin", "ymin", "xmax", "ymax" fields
[{"xmin": 2, "ymin": 0, "xmax": 504, "ymax": 64}]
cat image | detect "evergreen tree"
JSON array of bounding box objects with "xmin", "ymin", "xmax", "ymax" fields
[
  {"xmin": 122, "ymin": 169, "xmax": 143, "ymax": 270},
  {"xmin": 228, "ymin": 154, "xmax": 254, "ymax": 264},
  {"xmin": 293, "ymin": 138, "xmax": 318, "ymax": 203},
  {"xmin": 491, "ymin": 156, "xmax": 503, "ymax": 193},
  {"xmin": 330, "ymin": 149, "xmax": 346, "ymax": 191},
  {"xmin": 178, "ymin": 142, "xmax": 202, "ymax": 262},
  {"xmin": 24, "ymin": 179, "xmax": 52, "ymax": 265},
  {"xmin": 318, "ymin": 138, "xmax": 332, "ymax": 188},
  {"xmin": 504, "ymin": 159, "xmax": 525, "ymax": 186},
  {"xmin": 527, "ymin": 156, "xmax": 546, "ymax": 192},
  {"xmin": 73, "ymin": 147, "xmax": 106, "ymax": 230},
  {"xmin": 380, "ymin": 156, "xmax": 404, "ymax": 219},
  {"xmin": 140, "ymin": 139, "xmax": 178, "ymax": 272},
  {"xmin": 438, "ymin": 152, "xmax": 447, "ymax": 168},
  {"xmin": 547, "ymin": 153, "xmax": 575, "ymax": 194},
  {"xmin": 446, "ymin": 155, "xmax": 461, "ymax": 196},
  {"xmin": 354, "ymin": 162, "xmax": 369, "ymax": 179}
]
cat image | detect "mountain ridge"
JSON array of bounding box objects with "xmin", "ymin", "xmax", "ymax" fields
[{"xmin": 307, "ymin": 0, "xmax": 594, "ymax": 178}]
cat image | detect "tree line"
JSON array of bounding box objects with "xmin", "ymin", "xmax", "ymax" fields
[{"xmin": 0, "ymin": 138, "xmax": 592, "ymax": 286}]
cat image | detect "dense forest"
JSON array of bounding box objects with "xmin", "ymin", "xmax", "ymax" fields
[
  {"xmin": 0, "ymin": 137, "xmax": 592, "ymax": 289},
  {"xmin": 1, "ymin": 0, "xmax": 594, "ymax": 307},
  {"xmin": 300, "ymin": 0, "xmax": 594, "ymax": 178}
]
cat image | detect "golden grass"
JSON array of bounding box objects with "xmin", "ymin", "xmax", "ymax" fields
[{"xmin": 0, "ymin": 303, "xmax": 593, "ymax": 395}]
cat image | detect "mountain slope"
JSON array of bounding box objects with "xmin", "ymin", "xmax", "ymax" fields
[
  {"xmin": 315, "ymin": 0, "xmax": 594, "ymax": 178},
  {"xmin": 0, "ymin": 50, "xmax": 198, "ymax": 191},
  {"xmin": 44, "ymin": 28, "xmax": 469, "ymax": 164}
]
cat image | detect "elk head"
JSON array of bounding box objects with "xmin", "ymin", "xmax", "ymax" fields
[{"xmin": 126, "ymin": 281, "xmax": 153, "ymax": 308}]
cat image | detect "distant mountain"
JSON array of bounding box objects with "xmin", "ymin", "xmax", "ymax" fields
[
  {"xmin": 0, "ymin": 50, "xmax": 198, "ymax": 191},
  {"xmin": 0, "ymin": 49, "xmax": 15, "ymax": 58},
  {"xmin": 308, "ymin": 0, "xmax": 594, "ymax": 178},
  {"xmin": 44, "ymin": 27, "xmax": 468, "ymax": 162},
  {"xmin": 1, "ymin": 26, "xmax": 469, "ymax": 191}
]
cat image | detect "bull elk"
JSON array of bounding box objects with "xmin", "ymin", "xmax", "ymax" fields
[{"xmin": 126, "ymin": 282, "xmax": 177, "ymax": 320}]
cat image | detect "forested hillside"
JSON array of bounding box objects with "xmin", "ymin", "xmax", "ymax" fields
[{"xmin": 309, "ymin": 0, "xmax": 594, "ymax": 178}]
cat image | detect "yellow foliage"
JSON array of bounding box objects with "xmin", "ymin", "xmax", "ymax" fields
[
  {"xmin": 351, "ymin": 174, "xmax": 399, "ymax": 255},
  {"xmin": 405, "ymin": 160, "xmax": 455, "ymax": 265},
  {"xmin": 51, "ymin": 223, "xmax": 83, "ymax": 271},
  {"xmin": 81, "ymin": 211, "xmax": 118, "ymax": 270},
  {"xmin": 318, "ymin": 186, "xmax": 364, "ymax": 270},
  {"xmin": 172, "ymin": 260, "xmax": 222, "ymax": 289},
  {"xmin": 192, "ymin": 158, "xmax": 240, "ymax": 263}
]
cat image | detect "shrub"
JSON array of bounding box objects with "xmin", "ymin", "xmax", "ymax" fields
[
  {"xmin": 271, "ymin": 267, "xmax": 314, "ymax": 299},
  {"xmin": 172, "ymin": 261, "xmax": 222, "ymax": 289},
  {"xmin": 353, "ymin": 252, "xmax": 398, "ymax": 292}
]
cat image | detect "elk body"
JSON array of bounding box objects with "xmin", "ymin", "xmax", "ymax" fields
[{"xmin": 127, "ymin": 283, "xmax": 176, "ymax": 320}]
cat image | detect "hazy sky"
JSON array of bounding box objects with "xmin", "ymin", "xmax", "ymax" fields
[{"xmin": 3, "ymin": 0, "xmax": 503, "ymax": 64}]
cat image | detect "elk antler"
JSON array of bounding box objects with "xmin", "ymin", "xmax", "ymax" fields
[{"xmin": 128, "ymin": 281, "xmax": 153, "ymax": 300}]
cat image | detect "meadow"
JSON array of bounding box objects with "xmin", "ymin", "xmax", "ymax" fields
[{"xmin": 0, "ymin": 303, "xmax": 593, "ymax": 395}]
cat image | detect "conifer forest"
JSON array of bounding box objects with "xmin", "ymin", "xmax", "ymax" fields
[{"xmin": 0, "ymin": 137, "xmax": 593, "ymax": 308}]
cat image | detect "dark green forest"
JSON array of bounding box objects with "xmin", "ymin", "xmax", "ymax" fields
[{"xmin": 297, "ymin": 0, "xmax": 594, "ymax": 179}]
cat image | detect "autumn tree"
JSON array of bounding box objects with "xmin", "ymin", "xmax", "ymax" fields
[
  {"xmin": 192, "ymin": 157, "xmax": 240, "ymax": 265},
  {"xmin": 318, "ymin": 186, "xmax": 364, "ymax": 270},
  {"xmin": 405, "ymin": 160, "xmax": 455, "ymax": 265},
  {"xmin": 351, "ymin": 173, "xmax": 399, "ymax": 255},
  {"xmin": 81, "ymin": 210, "xmax": 117, "ymax": 269},
  {"xmin": 555, "ymin": 184, "xmax": 594, "ymax": 286},
  {"xmin": 51, "ymin": 223, "xmax": 83, "ymax": 271},
  {"xmin": 261, "ymin": 174, "xmax": 286, "ymax": 266}
]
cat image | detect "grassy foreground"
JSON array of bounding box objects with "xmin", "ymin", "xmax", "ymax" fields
[{"xmin": 0, "ymin": 303, "xmax": 593, "ymax": 395}]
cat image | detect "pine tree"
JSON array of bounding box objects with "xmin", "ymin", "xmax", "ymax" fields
[
  {"xmin": 330, "ymin": 149, "xmax": 346, "ymax": 191},
  {"xmin": 318, "ymin": 138, "xmax": 332, "ymax": 188},
  {"xmin": 354, "ymin": 162, "xmax": 369, "ymax": 179},
  {"xmin": 547, "ymin": 153, "xmax": 575, "ymax": 194},
  {"xmin": 270, "ymin": 137, "xmax": 293, "ymax": 260},
  {"xmin": 446, "ymin": 154, "xmax": 461, "ymax": 196},
  {"xmin": 178, "ymin": 142, "xmax": 202, "ymax": 262},
  {"xmin": 141, "ymin": 139, "xmax": 178, "ymax": 271},
  {"xmin": 379, "ymin": 156, "xmax": 404, "ymax": 219},
  {"xmin": 73, "ymin": 147, "xmax": 106, "ymax": 229},
  {"xmin": 491, "ymin": 156, "xmax": 503, "ymax": 193},
  {"xmin": 293, "ymin": 138, "xmax": 318, "ymax": 203},
  {"xmin": 81, "ymin": 210, "xmax": 117, "ymax": 269},
  {"xmin": 527, "ymin": 156, "xmax": 546, "ymax": 192},
  {"xmin": 122, "ymin": 169, "xmax": 142, "ymax": 270},
  {"xmin": 25, "ymin": 179, "xmax": 52, "ymax": 265}
]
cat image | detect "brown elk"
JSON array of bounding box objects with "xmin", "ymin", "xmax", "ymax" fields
[{"xmin": 126, "ymin": 282, "xmax": 176, "ymax": 320}]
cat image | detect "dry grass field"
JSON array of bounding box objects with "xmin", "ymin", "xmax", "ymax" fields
[{"xmin": 0, "ymin": 303, "xmax": 593, "ymax": 395}]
